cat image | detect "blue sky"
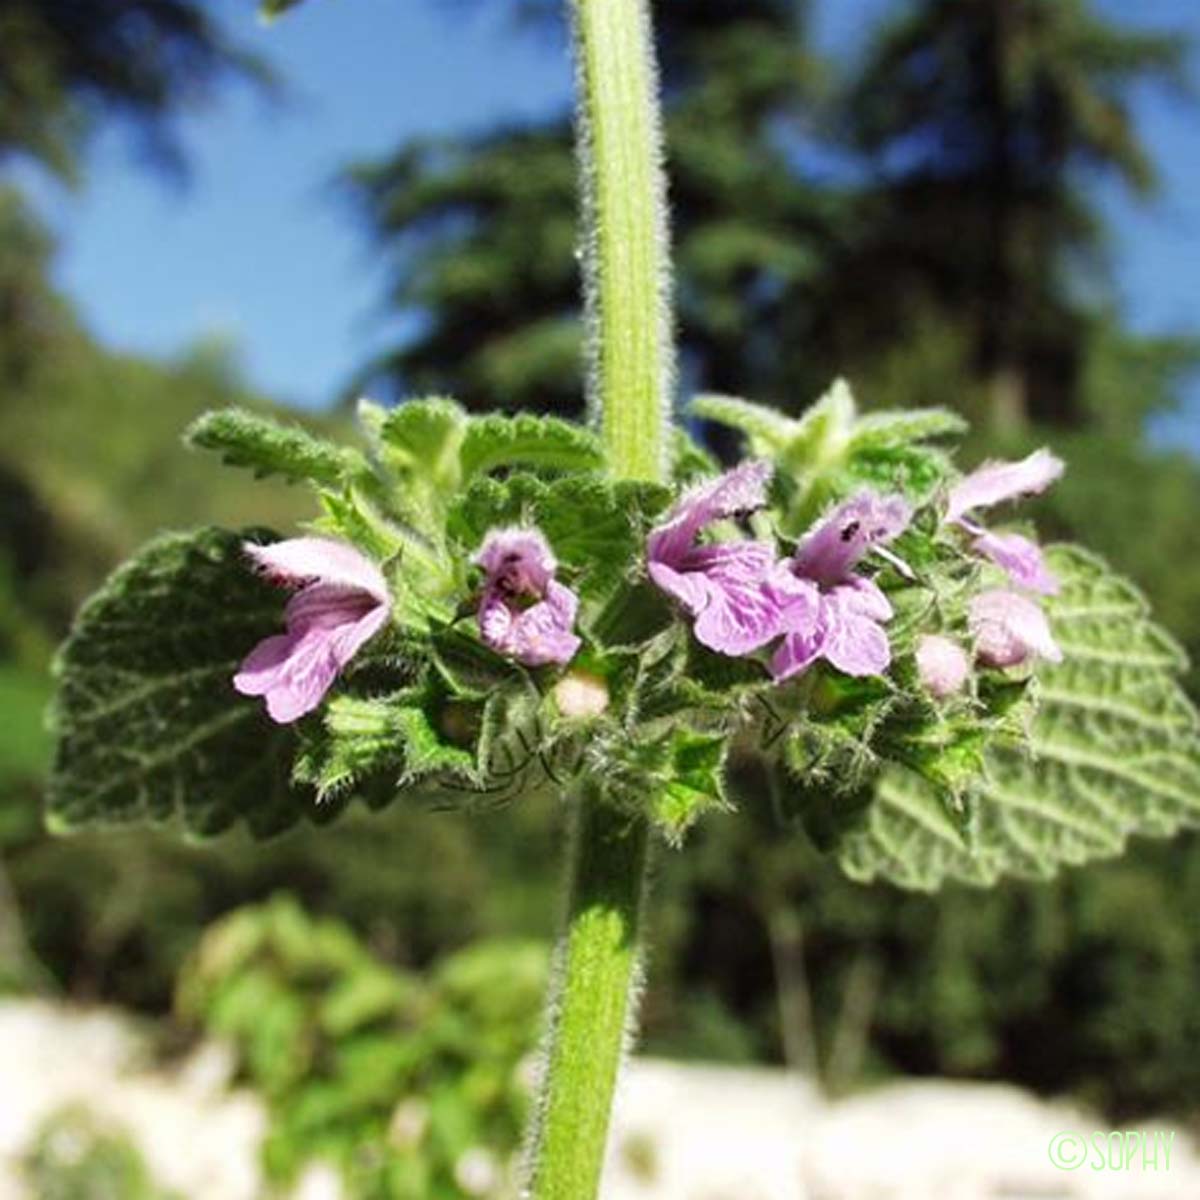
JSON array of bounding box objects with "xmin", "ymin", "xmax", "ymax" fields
[{"xmin": 17, "ymin": 0, "xmax": 1200, "ymax": 447}]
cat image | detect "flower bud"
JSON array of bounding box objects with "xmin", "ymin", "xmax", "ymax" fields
[
  {"xmin": 915, "ymin": 635, "xmax": 970, "ymax": 698},
  {"xmin": 552, "ymin": 670, "xmax": 610, "ymax": 718},
  {"xmin": 969, "ymin": 589, "xmax": 1062, "ymax": 668}
]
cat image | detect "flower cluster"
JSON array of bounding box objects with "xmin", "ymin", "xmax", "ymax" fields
[{"xmin": 233, "ymin": 449, "xmax": 1065, "ymax": 724}]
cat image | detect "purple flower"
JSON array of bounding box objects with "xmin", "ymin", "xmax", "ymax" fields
[
  {"xmin": 947, "ymin": 449, "xmax": 1064, "ymax": 595},
  {"xmin": 234, "ymin": 538, "xmax": 391, "ymax": 724},
  {"xmin": 475, "ymin": 528, "xmax": 581, "ymax": 667},
  {"xmin": 770, "ymin": 492, "xmax": 912, "ymax": 681},
  {"xmin": 915, "ymin": 634, "xmax": 971, "ymax": 699},
  {"xmin": 647, "ymin": 461, "xmax": 796, "ymax": 656},
  {"xmin": 946, "ymin": 449, "xmax": 1063, "ymax": 523},
  {"xmin": 968, "ymin": 589, "xmax": 1063, "ymax": 669}
]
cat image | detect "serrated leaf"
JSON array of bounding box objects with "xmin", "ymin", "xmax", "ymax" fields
[
  {"xmin": 459, "ymin": 413, "xmax": 605, "ymax": 479},
  {"xmin": 449, "ymin": 474, "xmax": 669, "ymax": 600},
  {"xmin": 783, "ymin": 378, "xmax": 857, "ymax": 466},
  {"xmin": 293, "ymin": 685, "xmax": 484, "ymax": 805},
  {"xmin": 653, "ymin": 730, "xmax": 729, "ymax": 843},
  {"xmin": 186, "ymin": 408, "xmax": 359, "ymax": 488},
  {"xmin": 375, "ymin": 398, "xmax": 466, "ymax": 485},
  {"xmin": 840, "ymin": 546, "xmax": 1200, "ymax": 890},
  {"xmin": 842, "ymin": 444, "xmax": 952, "ymax": 501},
  {"xmin": 429, "ymin": 627, "xmax": 521, "ymax": 698},
  {"xmin": 690, "ymin": 393, "xmax": 798, "ymax": 455},
  {"xmin": 47, "ymin": 528, "xmax": 319, "ymax": 838},
  {"xmin": 672, "ymin": 427, "xmax": 720, "ymax": 484},
  {"xmin": 847, "ymin": 408, "xmax": 968, "ymax": 449}
]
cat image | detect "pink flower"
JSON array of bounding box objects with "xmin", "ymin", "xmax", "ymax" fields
[
  {"xmin": 946, "ymin": 449, "xmax": 1064, "ymax": 524},
  {"xmin": 234, "ymin": 538, "xmax": 391, "ymax": 724},
  {"xmin": 968, "ymin": 589, "xmax": 1063, "ymax": 669},
  {"xmin": 915, "ymin": 634, "xmax": 971, "ymax": 698},
  {"xmin": 947, "ymin": 449, "xmax": 1064, "ymax": 595},
  {"xmin": 475, "ymin": 528, "xmax": 581, "ymax": 667},
  {"xmin": 770, "ymin": 492, "xmax": 912, "ymax": 681},
  {"xmin": 647, "ymin": 461, "xmax": 800, "ymax": 656}
]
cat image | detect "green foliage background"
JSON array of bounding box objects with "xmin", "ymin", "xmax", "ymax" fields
[{"xmin": 1, "ymin": 4, "xmax": 1199, "ymax": 1182}]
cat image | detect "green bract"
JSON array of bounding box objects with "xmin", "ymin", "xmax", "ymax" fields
[{"xmin": 47, "ymin": 386, "xmax": 1200, "ymax": 879}]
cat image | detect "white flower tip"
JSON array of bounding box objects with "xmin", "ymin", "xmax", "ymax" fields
[
  {"xmin": 916, "ymin": 635, "xmax": 971, "ymax": 698},
  {"xmin": 553, "ymin": 670, "xmax": 610, "ymax": 718}
]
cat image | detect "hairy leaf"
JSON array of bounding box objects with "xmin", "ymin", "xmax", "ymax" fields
[
  {"xmin": 47, "ymin": 528, "xmax": 319, "ymax": 837},
  {"xmin": 186, "ymin": 408, "xmax": 359, "ymax": 488},
  {"xmin": 449, "ymin": 473, "xmax": 669, "ymax": 599},
  {"xmin": 840, "ymin": 546, "xmax": 1200, "ymax": 889},
  {"xmin": 459, "ymin": 413, "xmax": 605, "ymax": 479},
  {"xmin": 373, "ymin": 397, "xmax": 466, "ymax": 488},
  {"xmin": 654, "ymin": 729, "xmax": 729, "ymax": 843},
  {"xmin": 690, "ymin": 392, "xmax": 797, "ymax": 455},
  {"xmin": 847, "ymin": 408, "xmax": 968, "ymax": 448}
]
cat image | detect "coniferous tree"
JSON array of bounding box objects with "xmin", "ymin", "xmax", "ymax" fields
[{"xmin": 838, "ymin": 0, "xmax": 1189, "ymax": 431}]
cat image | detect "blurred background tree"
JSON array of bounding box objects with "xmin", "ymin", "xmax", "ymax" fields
[
  {"xmin": 0, "ymin": 0, "xmax": 1197, "ymax": 1148},
  {"xmin": 0, "ymin": 0, "xmax": 266, "ymax": 180}
]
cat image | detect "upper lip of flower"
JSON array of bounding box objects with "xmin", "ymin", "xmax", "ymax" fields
[
  {"xmin": 233, "ymin": 537, "xmax": 392, "ymax": 724},
  {"xmin": 474, "ymin": 527, "xmax": 581, "ymax": 668}
]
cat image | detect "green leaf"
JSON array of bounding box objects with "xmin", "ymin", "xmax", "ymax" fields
[
  {"xmin": 653, "ymin": 729, "xmax": 728, "ymax": 843},
  {"xmin": 374, "ymin": 398, "xmax": 466, "ymax": 487},
  {"xmin": 671, "ymin": 427, "xmax": 720, "ymax": 484},
  {"xmin": 186, "ymin": 408, "xmax": 360, "ymax": 488},
  {"xmin": 847, "ymin": 408, "xmax": 968, "ymax": 449},
  {"xmin": 782, "ymin": 377, "xmax": 858, "ymax": 466},
  {"xmin": 449, "ymin": 474, "xmax": 670, "ymax": 600},
  {"xmin": 840, "ymin": 546, "xmax": 1200, "ymax": 890},
  {"xmin": 47, "ymin": 528, "xmax": 319, "ymax": 838},
  {"xmin": 459, "ymin": 413, "xmax": 605, "ymax": 479},
  {"xmin": 310, "ymin": 690, "xmax": 475, "ymax": 799},
  {"xmin": 690, "ymin": 393, "xmax": 797, "ymax": 455}
]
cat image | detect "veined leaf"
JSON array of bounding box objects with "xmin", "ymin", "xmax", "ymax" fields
[
  {"xmin": 690, "ymin": 393, "xmax": 797, "ymax": 455},
  {"xmin": 459, "ymin": 413, "xmax": 605, "ymax": 479},
  {"xmin": 186, "ymin": 408, "xmax": 360, "ymax": 488},
  {"xmin": 448, "ymin": 473, "xmax": 669, "ymax": 600},
  {"xmin": 373, "ymin": 397, "xmax": 466, "ymax": 489},
  {"xmin": 654, "ymin": 729, "xmax": 729, "ymax": 844},
  {"xmin": 47, "ymin": 528, "xmax": 318, "ymax": 838},
  {"xmin": 840, "ymin": 546, "xmax": 1200, "ymax": 890},
  {"xmin": 848, "ymin": 408, "xmax": 968, "ymax": 449}
]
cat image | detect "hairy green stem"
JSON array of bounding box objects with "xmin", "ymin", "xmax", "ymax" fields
[
  {"xmin": 521, "ymin": 2, "xmax": 671, "ymax": 1194},
  {"xmin": 572, "ymin": 0, "xmax": 674, "ymax": 483},
  {"xmin": 524, "ymin": 798, "xmax": 650, "ymax": 1198}
]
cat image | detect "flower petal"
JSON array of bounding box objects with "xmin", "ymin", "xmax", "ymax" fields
[
  {"xmin": 833, "ymin": 576, "xmax": 893, "ymax": 622},
  {"xmin": 969, "ymin": 589, "xmax": 1062, "ymax": 668},
  {"xmin": 791, "ymin": 492, "xmax": 911, "ymax": 587},
  {"xmin": 946, "ymin": 449, "xmax": 1064, "ymax": 524},
  {"xmin": 233, "ymin": 602, "xmax": 388, "ymax": 724},
  {"xmin": 474, "ymin": 528, "xmax": 557, "ymax": 595},
  {"xmin": 245, "ymin": 537, "xmax": 388, "ymax": 602},
  {"xmin": 647, "ymin": 558, "xmax": 716, "ymax": 617},
  {"xmin": 479, "ymin": 579, "xmax": 581, "ymax": 667},
  {"xmin": 821, "ymin": 592, "xmax": 892, "ymax": 676},
  {"xmin": 770, "ymin": 627, "xmax": 826, "ymax": 682},
  {"xmin": 692, "ymin": 576, "xmax": 786, "ymax": 656},
  {"xmin": 647, "ymin": 460, "xmax": 772, "ymax": 569},
  {"xmin": 970, "ymin": 530, "xmax": 1059, "ymax": 595}
]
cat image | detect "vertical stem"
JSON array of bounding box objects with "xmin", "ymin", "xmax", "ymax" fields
[
  {"xmin": 525, "ymin": 797, "xmax": 650, "ymax": 1198},
  {"xmin": 572, "ymin": 0, "xmax": 674, "ymax": 483},
  {"xmin": 523, "ymin": 2, "xmax": 672, "ymax": 1194}
]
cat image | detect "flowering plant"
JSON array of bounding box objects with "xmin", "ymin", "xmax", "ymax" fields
[{"xmin": 45, "ymin": 0, "xmax": 1200, "ymax": 1196}]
